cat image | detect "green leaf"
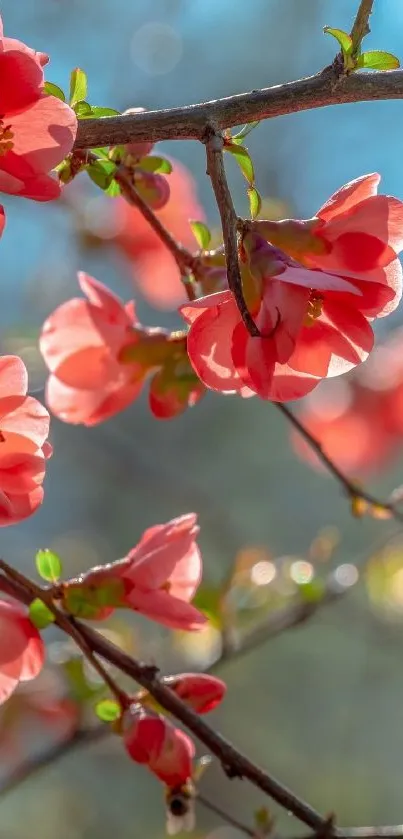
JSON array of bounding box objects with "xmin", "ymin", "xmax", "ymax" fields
[
  {"xmin": 62, "ymin": 656, "xmax": 105, "ymax": 702},
  {"xmin": 92, "ymin": 147, "xmax": 111, "ymax": 159},
  {"xmin": 88, "ymin": 106, "xmax": 120, "ymax": 117},
  {"xmin": 104, "ymin": 179, "xmax": 121, "ymax": 197},
  {"xmin": 87, "ymin": 159, "xmax": 117, "ymax": 191},
  {"xmin": 35, "ymin": 549, "xmax": 63, "ymax": 583},
  {"xmin": 95, "ymin": 698, "xmax": 122, "ymax": 722},
  {"xmin": 192, "ymin": 585, "xmax": 222, "ymax": 629},
  {"xmin": 190, "ymin": 220, "xmax": 211, "ymax": 250},
  {"xmin": 74, "ymin": 100, "xmax": 92, "ymax": 117},
  {"xmin": 69, "ymin": 67, "xmax": 88, "ymax": 106},
  {"xmin": 29, "ymin": 598, "xmax": 55, "ymax": 630},
  {"xmin": 231, "ymin": 120, "xmax": 260, "ymax": 144},
  {"xmin": 224, "ymin": 142, "xmax": 255, "ymax": 185},
  {"xmin": 323, "ymin": 26, "xmax": 353, "ymax": 56},
  {"xmin": 247, "ymin": 186, "xmax": 261, "ymax": 219},
  {"xmin": 138, "ymin": 156, "xmax": 172, "ymax": 174},
  {"xmin": 44, "ymin": 81, "xmax": 65, "ymax": 102},
  {"xmin": 355, "ymin": 50, "xmax": 400, "ymax": 71}
]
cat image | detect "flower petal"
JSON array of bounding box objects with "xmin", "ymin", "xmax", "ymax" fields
[
  {"xmin": 126, "ymin": 589, "xmax": 206, "ymax": 631},
  {"xmin": 184, "ymin": 295, "xmax": 244, "ymax": 391},
  {"xmin": 317, "ymin": 173, "xmax": 380, "ymax": 222},
  {"xmin": 10, "ymin": 94, "xmax": 77, "ymax": 173},
  {"xmin": 0, "ymin": 50, "xmax": 43, "ymax": 112},
  {"xmin": 0, "ymin": 356, "xmax": 27, "ymax": 397}
]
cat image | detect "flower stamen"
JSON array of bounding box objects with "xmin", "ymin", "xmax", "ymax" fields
[
  {"xmin": 0, "ymin": 117, "xmax": 14, "ymax": 156},
  {"xmin": 304, "ymin": 292, "xmax": 324, "ymax": 327}
]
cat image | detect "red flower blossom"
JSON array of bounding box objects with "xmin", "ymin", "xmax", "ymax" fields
[
  {"xmin": 0, "ymin": 600, "xmax": 45, "ymax": 705},
  {"xmin": 254, "ymin": 173, "xmax": 403, "ymax": 316},
  {"xmin": 63, "ymin": 514, "xmax": 206, "ymax": 631},
  {"xmin": 40, "ymin": 273, "xmax": 204, "ymax": 424},
  {"xmin": 0, "ymin": 13, "xmax": 77, "ymax": 201},
  {"xmin": 0, "ymin": 355, "xmax": 51, "ymax": 525},
  {"xmin": 40, "ymin": 272, "xmax": 143, "ymax": 425},
  {"xmin": 181, "ymin": 229, "xmax": 384, "ymax": 401},
  {"xmin": 165, "ymin": 673, "xmax": 226, "ymax": 714},
  {"xmin": 123, "ymin": 706, "xmax": 195, "ymax": 787},
  {"xmin": 114, "ymin": 159, "xmax": 205, "ymax": 308}
]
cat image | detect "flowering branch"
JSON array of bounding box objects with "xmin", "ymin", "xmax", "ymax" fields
[
  {"xmin": 0, "ymin": 563, "xmax": 328, "ymax": 832},
  {"xmin": 0, "ymin": 564, "xmax": 351, "ymax": 839},
  {"xmin": 0, "ymin": 560, "xmax": 129, "ymax": 708},
  {"xmin": 3, "ymin": 561, "xmax": 403, "ymax": 839}
]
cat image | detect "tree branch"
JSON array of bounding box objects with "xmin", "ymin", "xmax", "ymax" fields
[
  {"xmin": 275, "ymin": 403, "xmax": 403, "ymax": 523},
  {"xmin": 350, "ymin": 0, "xmax": 374, "ymax": 56},
  {"xmin": 213, "ymin": 569, "xmax": 350, "ymax": 671},
  {"xmin": 75, "ymin": 70, "xmax": 403, "ymax": 149},
  {"xmin": 0, "ymin": 566, "xmax": 327, "ymax": 833},
  {"xmin": 115, "ymin": 164, "xmax": 198, "ymax": 299},
  {"xmin": 205, "ymin": 129, "xmax": 259, "ymax": 336}
]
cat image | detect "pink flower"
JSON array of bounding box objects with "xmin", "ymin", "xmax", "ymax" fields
[
  {"xmin": 0, "ymin": 599, "xmax": 45, "ymax": 705},
  {"xmin": 165, "ymin": 673, "xmax": 226, "ymax": 714},
  {"xmin": 254, "ymin": 173, "xmax": 403, "ymax": 316},
  {"xmin": 40, "ymin": 272, "xmax": 144, "ymax": 426},
  {"xmin": 0, "ymin": 356, "xmax": 51, "ymax": 525},
  {"xmin": 0, "ymin": 13, "xmax": 77, "ymax": 201},
  {"xmin": 181, "ymin": 231, "xmax": 384, "ymax": 402},
  {"xmin": 123, "ymin": 706, "xmax": 195, "ymax": 787},
  {"xmin": 40, "ymin": 273, "xmax": 205, "ymax": 424},
  {"xmin": 63, "ymin": 514, "xmax": 206, "ymax": 631}
]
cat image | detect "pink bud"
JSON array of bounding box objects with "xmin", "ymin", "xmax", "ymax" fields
[
  {"xmin": 166, "ymin": 673, "xmax": 226, "ymax": 714},
  {"xmin": 123, "ymin": 706, "xmax": 195, "ymax": 787},
  {"xmin": 134, "ymin": 171, "xmax": 170, "ymax": 211}
]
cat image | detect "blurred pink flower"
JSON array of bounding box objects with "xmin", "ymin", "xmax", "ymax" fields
[{"xmin": 0, "ymin": 600, "xmax": 45, "ymax": 705}]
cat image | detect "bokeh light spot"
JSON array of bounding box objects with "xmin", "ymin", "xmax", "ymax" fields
[{"xmin": 131, "ymin": 23, "xmax": 182, "ymax": 76}]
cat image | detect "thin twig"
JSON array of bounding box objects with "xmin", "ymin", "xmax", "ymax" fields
[
  {"xmin": 211, "ymin": 569, "xmax": 350, "ymax": 672},
  {"xmin": 0, "ymin": 568, "xmax": 327, "ymax": 832},
  {"xmin": 350, "ymin": 0, "xmax": 374, "ymax": 56},
  {"xmin": 205, "ymin": 129, "xmax": 259, "ymax": 336},
  {"xmin": 274, "ymin": 403, "xmax": 403, "ymax": 523},
  {"xmin": 197, "ymin": 794, "xmax": 257, "ymax": 837},
  {"xmin": 75, "ymin": 71, "xmax": 403, "ymax": 149},
  {"xmin": 0, "ymin": 560, "xmax": 128, "ymax": 708},
  {"xmin": 115, "ymin": 165, "xmax": 198, "ymax": 299}
]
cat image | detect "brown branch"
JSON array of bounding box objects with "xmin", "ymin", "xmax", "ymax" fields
[
  {"xmin": 350, "ymin": 0, "xmax": 374, "ymax": 56},
  {"xmin": 114, "ymin": 164, "xmax": 198, "ymax": 300},
  {"xmin": 197, "ymin": 794, "xmax": 257, "ymax": 837},
  {"xmin": 212, "ymin": 568, "xmax": 351, "ymax": 672},
  {"xmin": 0, "ymin": 560, "xmax": 128, "ymax": 708},
  {"xmin": 274, "ymin": 403, "xmax": 403, "ymax": 524},
  {"xmin": 75, "ymin": 71, "xmax": 403, "ymax": 149},
  {"xmin": 0, "ymin": 568, "xmax": 327, "ymax": 832},
  {"xmin": 205, "ymin": 130, "xmax": 259, "ymax": 336}
]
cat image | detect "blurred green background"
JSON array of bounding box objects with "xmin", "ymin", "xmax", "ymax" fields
[{"xmin": 2, "ymin": 0, "xmax": 403, "ymax": 837}]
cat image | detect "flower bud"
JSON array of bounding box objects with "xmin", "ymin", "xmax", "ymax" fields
[
  {"xmin": 123, "ymin": 706, "xmax": 195, "ymax": 787},
  {"xmin": 165, "ymin": 673, "xmax": 226, "ymax": 713},
  {"xmin": 134, "ymin": 171, "xmax": 170, "ymax": 210}
]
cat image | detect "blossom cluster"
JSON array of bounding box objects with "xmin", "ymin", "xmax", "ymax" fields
[{"xmin": 0, "ymin": 5, "xmax": 403, "ymax": 832}]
